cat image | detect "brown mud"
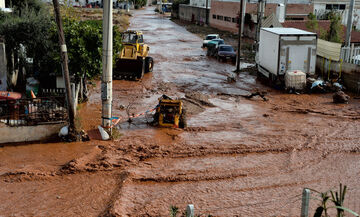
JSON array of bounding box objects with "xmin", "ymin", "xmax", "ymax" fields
[{"xmin": 1, "ymin": 7, "xmax": 360, "ymax": 217}]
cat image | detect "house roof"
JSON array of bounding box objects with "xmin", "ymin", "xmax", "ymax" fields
[
  {"xmin": 262, "ymin": 13, "xmax": 283, "ymax": 28},
  {"xmin": 282, "ymin": 20, "xmax": 360, "ymax": 43}
]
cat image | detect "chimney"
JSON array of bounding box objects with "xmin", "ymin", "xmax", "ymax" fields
[{"xmin": 276, "ymin": 3, "xmax": 285, "ymax": 23}]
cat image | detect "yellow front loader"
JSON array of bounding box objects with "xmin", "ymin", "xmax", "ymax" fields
[{"xmin": 114, "ymin": 31, "xmax": 154, "ymax": 80}]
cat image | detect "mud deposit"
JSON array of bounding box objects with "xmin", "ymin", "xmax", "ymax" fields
[{"xmin": 1, "ymin": 7, "xmax": 360, "ymax": 217}]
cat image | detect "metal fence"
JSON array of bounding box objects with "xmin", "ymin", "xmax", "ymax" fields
[
  {"xmin": 340, "ymin": 46, "xmax": 360, "ymax": 65},
  {"xmin": 0, "ymin": 96, "xmax": 67, "ymax": 126}
]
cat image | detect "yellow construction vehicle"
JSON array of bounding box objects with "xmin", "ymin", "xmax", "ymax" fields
[
  {"xmin": 153, "ymin": 95, "xmax": 187, "ymax": 128},
  {"xmin": 114, "ymin": 30, "xmax": 154, "ymax": 80}
]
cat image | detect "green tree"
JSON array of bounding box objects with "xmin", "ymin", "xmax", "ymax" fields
[
  {"xmin": 43, "ymin": 18, "xmax": 123, "ymax": 80},
  {"xmin": 0, "ymin": 0, "xmax": 51, "ymax": 90},
  {"xmin": 306, "ymin": 13, "xmax": 318, "ymax": 32},
  {"xmin": 326, "ymin": 12, "xmax": 343, "ymax": 43}
]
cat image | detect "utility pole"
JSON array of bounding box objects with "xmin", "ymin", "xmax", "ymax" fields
[
  {"xmin": 241, "ymin": 0, "xmax": 246, "ymax": 35},
  {"xmin": 345, "ymin": 0, "xmax": 355, "ymax": 47},
  {"xmin": 52, "ymin": 0, "xmax": 76, "ymax": 133},
  {"xmin": 102, "ymin": 0, "xmax": 113, "ymax": 131},
  {"xmin": 159, "ymin": 0, "xmax": 163, "ymax": 13},
  {"xmin": 256, "ymin": 0, "xmax": 265, "ymax": 43},
  {"xmin": 205, "ymin": 0, "xmax": 209, "ymax": 25},
  {"xmin": 235, "ymin": 0, "xmax": 244, "ymax": 73}
]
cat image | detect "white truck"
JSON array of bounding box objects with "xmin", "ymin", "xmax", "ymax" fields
[{"xmin": 257, "ymin": 28, "xmax": 317, "ymax": 81}]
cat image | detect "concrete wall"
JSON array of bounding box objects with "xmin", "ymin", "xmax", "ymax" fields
[
  {"xmin": 209, "ymin": 0, "xmax": 239, "ymax": 33},
  {"xmin": 0, "ymin": 43, "xmax": 6, "ymax": 91},
  {"xmin": 179, "ymin": 4, "xmax": 209, "ymax": 24},
  {"xmin": 0, "ymin": 0, "xmax": 4, "ymax": 8},
  {"xmin": 0, "ymin": 123, "xmax": 65, "ymax": 144},
  {"xmin": 316, "ymin": 56, "xmax": 360, "ymax": 92}
]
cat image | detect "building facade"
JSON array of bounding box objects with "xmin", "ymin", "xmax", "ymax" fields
[
  {"xmin": 312, "ymin": 0, "xmax": 360, "ymax": 30},
  {"xmin": 209, "ymin": 0, "xmax": 312, "ymax": 35},
  {"xmin": 0, "ymin": 0, "xmax": 5, "ymax": 8},
  {"xmin": 189, "ymin": 0, "xmax": 211, "ymax": 8}
]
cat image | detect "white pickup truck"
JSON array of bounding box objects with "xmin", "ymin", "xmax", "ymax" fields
[{"xmin": 202, "ymin": 34, "xmax": 220, "ymax": 48}]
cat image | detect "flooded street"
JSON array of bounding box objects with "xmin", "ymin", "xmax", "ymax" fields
[{"xmin": 1, "ymin": 7, "xmax": 360, "ymax": 217}]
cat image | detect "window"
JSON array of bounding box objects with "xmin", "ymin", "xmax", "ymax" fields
[
  {"xmin": 232, "ymin": 18, "xmax": 236, "ymax": 23},
  {"xmin": 326, "ymin": 4, "xmax": 346, "ymax": 10},
  {"xmin": 213, "ymin": 14, "xmax": 216, "ymax": 19},
  {"xmin": 138, "ymin": 35, "xmax": 143, "ymax": 43},
  {"xmin": 217, "ymin": 15, "xmax": 223, "ymax": 20},
  {"xmin": 224, "ymin": 16, "xmax": 231, "ymax": 22}
]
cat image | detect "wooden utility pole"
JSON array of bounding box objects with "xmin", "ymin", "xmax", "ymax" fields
[
  {"xmin": 235, "ymin": 0, "xmax": 244, "ymax": 73},
  {"xmin": 52, "ymin": 0, "xmax": 76, "ymax": 132}
]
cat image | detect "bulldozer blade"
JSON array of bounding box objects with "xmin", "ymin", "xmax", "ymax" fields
[{"xmin": 114, "ymin": 58, "xmax": 144, "ymax": 80}]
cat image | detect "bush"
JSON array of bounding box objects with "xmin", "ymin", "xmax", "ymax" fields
[{"xmin": 43, "ymin": 18, "xmax": 123, "ymax": 80}]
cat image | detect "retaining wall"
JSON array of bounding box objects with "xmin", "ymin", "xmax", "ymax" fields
[
  {"xmin": 316, "ymin": 56, "xmax": 360, "ymax": 93},
  {"xmin": 0, "ymin": 123, "xmax": 65, "ymax": 144}
]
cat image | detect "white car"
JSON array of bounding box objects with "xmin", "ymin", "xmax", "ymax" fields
[{"xmin": 202, "ymin": 34, "xmax": 220, "ymax": 48}]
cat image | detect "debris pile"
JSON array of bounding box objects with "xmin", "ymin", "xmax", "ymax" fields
[{"xmin": 333, "ymin": 91, "xmax": 350, "ymax": 104}]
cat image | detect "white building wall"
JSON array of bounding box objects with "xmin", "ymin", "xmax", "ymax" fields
[
  {"xmin": 314, "ymin": 3, "xmax": 360, "ymax": 30},
  {"xmin": 0, "ymin": 0, "xmax": 5, "ymax": 8},
  {"xmin": 190, "ymin": 0, "xmax": 211, "ymax": 8}
]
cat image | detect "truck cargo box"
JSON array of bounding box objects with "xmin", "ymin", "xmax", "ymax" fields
[{"xmin": 257, "ymin": 28, "xmax": 317, "ymax": 79}]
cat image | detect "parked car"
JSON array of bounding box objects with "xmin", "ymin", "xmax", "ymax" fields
[
  {"xmin": 216, "ymin": 45, "xmax": 236, "ymax": 63},
  {"xmin": 202, "ymin": 34, "xmax": 220, "ymax": 48},
  {"xmin": 206, "ymin": 39, "xmax": 225, "ymax": 56}
]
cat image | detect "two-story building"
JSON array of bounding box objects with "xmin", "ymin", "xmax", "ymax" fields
[
  {"xmin": 178, "ymin": 0, "xmax": 211, "ymax": 24},
  {"xmin": 209, "ymin": 0, "xmax": 313, "ymax": 35},
  {"xmin": 313, "ymin": 0, "xmax": 360, "ymax": 30}
]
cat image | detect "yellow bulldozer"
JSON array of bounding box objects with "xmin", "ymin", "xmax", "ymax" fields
[
  {"xmin": 114, "ymin": 30, "xmax": 154, "ymax": 80},
  {"xmin": 153, "ymin": 95, "xmax": 187, "ymax": 128}
]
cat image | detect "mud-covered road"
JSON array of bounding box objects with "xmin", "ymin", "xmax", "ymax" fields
[{"xmin": 1, "ymin": 7, "xmax": 360, "ymax": 217}]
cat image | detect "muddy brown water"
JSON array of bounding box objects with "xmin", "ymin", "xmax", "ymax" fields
[{"xmin": 1, "ymin": 6, "xmax": 360, "ymax": 217}]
